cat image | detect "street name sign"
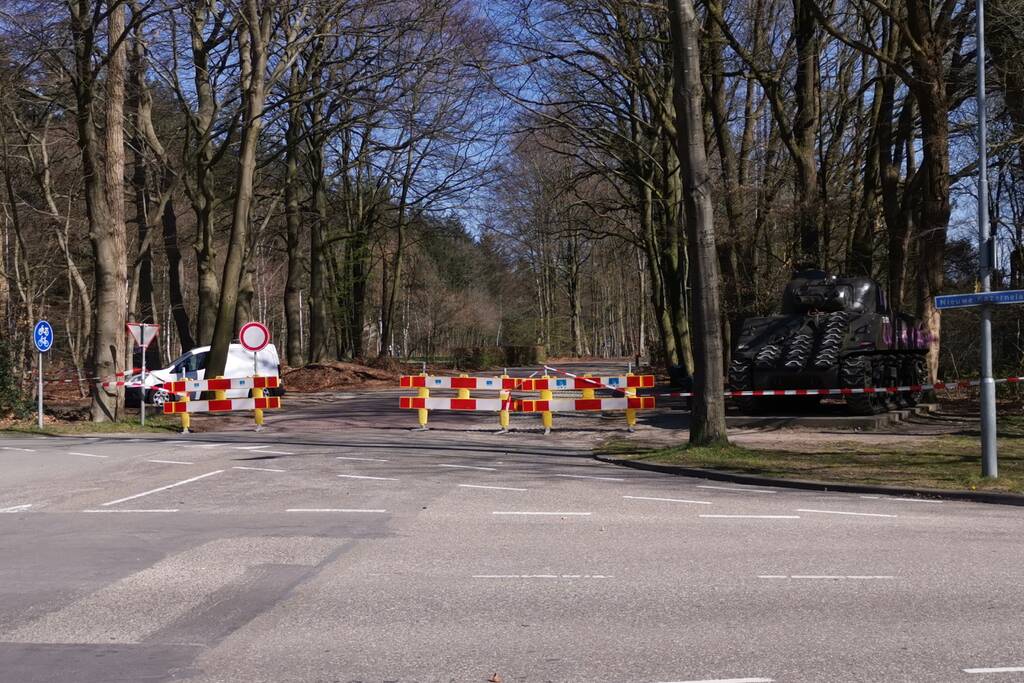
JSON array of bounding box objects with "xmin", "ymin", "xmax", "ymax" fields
[{"xmin": 935, "ymin": 290, "xmax": 1024, "ymax": 310}]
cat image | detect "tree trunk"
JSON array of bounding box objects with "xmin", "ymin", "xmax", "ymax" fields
[
  {"xmin": 283, "ymin": 69, "xmax": 305, "ymax": 367},
  {"xmin": 667, "ymin": 0, "xmax": 729, "ymax": 445},
  {"xmin": 205, "ymin": 0, "xmax": 269, "ymax": 379}
]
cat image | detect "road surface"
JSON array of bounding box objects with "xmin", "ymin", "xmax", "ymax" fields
[{"xmin": 0, "ymin": 389, "xmax": 1022, "ymax": 682}]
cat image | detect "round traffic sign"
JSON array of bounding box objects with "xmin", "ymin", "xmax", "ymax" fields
[
  {"xmin": 33, "ymin": 320, "xmax": 54, "ymax": 353},
  {"xmin": 239, "ymin": 321, "xmax": 271, "ymax": 352}
]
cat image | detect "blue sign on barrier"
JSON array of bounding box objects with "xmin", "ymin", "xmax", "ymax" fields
[
  {"xmin": 935, "ymin": 290, "xmax": 1024, "ymax": 310},
  {"xmin": 33, "ymin": 320, "xmax": 53, "ymax": 353}
]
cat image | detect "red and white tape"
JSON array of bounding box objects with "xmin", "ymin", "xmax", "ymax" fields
[{"xmin": 660, "ymin": 376, "xmax": 1024, "ymax": 398}]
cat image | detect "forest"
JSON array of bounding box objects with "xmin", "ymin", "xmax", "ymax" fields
[{"xmin": 0, "ymin": 0, "xmax": 1022, "ymax": 422}]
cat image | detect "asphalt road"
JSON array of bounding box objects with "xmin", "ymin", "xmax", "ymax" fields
[{"xmin": 1, "ymin": 391, "xmax": 1023, "ymax": 682}]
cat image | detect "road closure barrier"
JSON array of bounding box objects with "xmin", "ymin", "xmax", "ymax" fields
[
  {"xmin": 399, "ymin": 370, "xmax": 655, "ymax": 434},
  {"xmin": 162, "ymin": 376, "xmax": 281, "ymax": 433}
]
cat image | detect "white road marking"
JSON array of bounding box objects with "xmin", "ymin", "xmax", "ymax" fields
[
  {"xmin": 459, "ymin": 484, "xmax": 528, "ymax": 491},
  {"xmin": 181, "ymin": 443, "xmax": 229, "ymax": 448},
  {"xmin": 257, "ymin": 450, "xmax": 294, "ymax": 455},
  {"xmin": 473, "ymin": 574, "xmax": 612, "ymax": 579},
  {"xmin": 148, "ymin": 459, "xmax": 194, "ymax": 465},
  {"xmin": 492, "ymin": 511, "xmax": 592, "ymax": 516},
  {"xmin": 553, "ymin": 473, "xmax": 624, "ymax": 481},
  {"xmin": 100, "ymin": 470, "xmax": 224, "ymax": 507},
  {"xmin": 337, "ymin": 474, "xmax": 398, "ymax": 481},
  {"xmin": 696, "ymin": 485, "xmax": 776, "ymax": 494},
  {"xmin": 233, "ymin": 466, "xmax": 285, "ymax": 473},
  {"xmin": 860, "ymin": 495, "xmax": 881, "ymax": 499},
  {"xmin": 963, "ymin": 667, "xmax": 1024, "ymax": 674},
  {"xmin": 336, "ymin": 456, "xmax": 390, "ymax": 462},
  {"xmin": 654, "ymin": 678, "xmax": 773, "ymax": 683},
  {"xmin": 623, "ymin": 495, "xmax": 712, "ymax": 505},
  {"xmin": 700, "ymin": 515, "xmax": 800, "ymax": 519},
  {"xmin": 1, "ymin": 446, "xmax": 35, "ymax": 452},
  {"xmin": 1, "ymin": 504, "xmax": 33, "ymax": 513},
  {"xmin": 69, "ymin": 452, "xmax": 108, "ymax": 458},
  {"xmin": 83, "ymin": 509, "xmax": 178, "ymax": 513},
  {"xmin": 233, "ymin": 445, "xmax": 269, "ymax": 451},
  {"xmin": 438, "ymin": 464, "xmax": 497, "ymax": 471},
  {"xmin": 758, "ymin": 575, "xmax": 895, "ymax": 580},
  {"xmin": 797, "ymin": 508, "xmax": 897, "ymax": 518},
  {"xmin": 896, "ymin": 498, "xmax": 943, "ymax": 504},
  {"xmin": 285, "ymin": 508, "xmax": 387, "ymax": 513}
]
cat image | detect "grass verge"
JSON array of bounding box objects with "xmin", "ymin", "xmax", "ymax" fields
[
  {"xmin": 1, "ymin": 415, "xmax": 180, "ymax": 435},
  {"xmin": 599, "ymin": 432, "xmax": 1024, "ymax": 495}
]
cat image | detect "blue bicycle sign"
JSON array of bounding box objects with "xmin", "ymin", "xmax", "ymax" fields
[{"xmin": 33, "ymin": 320, "xmax": 53, "ymax": 353}]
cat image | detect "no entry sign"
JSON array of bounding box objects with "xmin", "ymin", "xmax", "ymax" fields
[{"xmin": 239, "ymin": 321, "xmax": 271, "ymax": 352}]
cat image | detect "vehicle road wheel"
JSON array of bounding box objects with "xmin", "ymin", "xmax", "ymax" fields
[{"xmin": 149, "ymin": 389, "xmax": 171, "ymax": 407}]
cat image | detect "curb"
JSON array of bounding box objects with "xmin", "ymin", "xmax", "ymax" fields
[{"xmin": 593, "ymin": 454, "xmax": 1024, "ymax": 507}]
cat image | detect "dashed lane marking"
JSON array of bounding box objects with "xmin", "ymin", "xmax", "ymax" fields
[
  {"xmin": 553, "ymin": 474, "xmax": 624, "ymax": 481},
  {"xmin": 696, "ymin": 485, "xmax": 776, "ymax": 494},
  {"xmin": 438, "ymin": 464, "xmax": 496, "ymax": 471},
  {"xmin": 148, "ymin": 459, "xmax": 194, "ymax": 465},
  {"xmin": 700, "ymin": 515, "xmax": 800, "ymax": 519},
  {"xmin": 1, "ymin": 446, "xmax": 36, "ymax": 452},
  {"xmin": 181, "ymin": 443, "xmax": 229, "ymax": 448},
  {"xmin": 623, "ymin": 495, "xmax": 712, "ymax": 505},
  {"xmin": 492, "ymin": 511, "xmax": 592, "ymax": 516},
  {"xmin": 1, "ymin": 504, "xmax": 33, "ymax": 513},
  {"xmin": 83, "ymin": 509, "xmax": 179, "ymax": 513},
  {"xmin": 233, "ymin": 445, "xmax": 270, "ymax": 451},
  {"xmin": 757, "ymin": 575, "xmax": 895, "ymax": 580},
  {"xmin": 100, "ymin": 470, "xmax": 224, "ymax": 507},
  {"xmin": 257, "ymin": 450, "xmax": 294, "ymax": 455},
  {"xmin": 797, "ymin": 508, "xmax": 898, "ymax": 518},
  {"xmin": 285, "ymin": 508, "xmax": 388, "ymax": 513},
  {"xmin": 654, "ymin": 678, "xmax": 773, "ymax": 683},
  {"xmin": 336, "ymin": 456, "xmax": 390, "ymax": 462},
  {"xmin": 69, "ymin": 452, "xmax": 108, "ymax": 458},
  {"xmin": 473, "ymin": 574, "xmax": 612, "ymax": 579},
  {"xmin": 337, "ymin": 474, "xmax": 398, "ymax": 481},
  {"xmin": 963, "ymin": 667, "xmax": 1024, "ymax": 674},
  {"xmin": 459, "ymin": 484, "xmax": 528, "ymax": 491},
  {"xmin": 233, "ymin": 466, "xmax": 285, "ymax": 473}
]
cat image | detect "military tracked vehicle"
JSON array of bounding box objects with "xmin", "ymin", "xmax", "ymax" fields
[{"xmin": 728, "ymin": 271, "xmax": 930, "ymax": 415}]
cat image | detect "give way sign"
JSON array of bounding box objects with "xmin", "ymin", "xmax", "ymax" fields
[
  {"xmin": 127, "ymin": 322, "xmax": 159, "ymax": 348},
  {"xmin": 239, "ymin": 321, "xmax": 271, "ymax": 352}
]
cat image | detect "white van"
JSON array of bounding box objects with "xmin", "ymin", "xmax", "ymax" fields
[{"xmin": 128, "ymin": 343, "xmax": 283, "ymax": 405}]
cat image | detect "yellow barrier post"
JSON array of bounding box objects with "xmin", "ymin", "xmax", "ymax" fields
[
  {"xmin": 253, "ymin": 376, "xmax": 265, "ymax": 432},
  {"xmin": 625, "ymin": 372, "xmax": 637, "ymax": 432},
  {"xmin": 214, "ymin": 376, "xmax": 226, "ymax": 402},
  {"xmin": 458, "ymin": 373, "xmax": 470, "ymax": 401},
  {"xmin": 541, "ymin": 374, "xmax": 553, "ymax": 435},
  {"xmin": 417, "ymin": 372, "xmax": 429, "ymax": 430},
  {"xmin": 582, "ymin": 373, "xmax": 596, "ymax": 401},
  {"xmin": 181, "ymin": 391, "xmax": 190, "ymax": 433},
  {"xmin": 498, "ymin": 374, "xmax": 511, "ymax": 433}
]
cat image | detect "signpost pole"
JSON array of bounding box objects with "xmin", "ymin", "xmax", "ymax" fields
[
  {"xmin": 140, "ymin": 333, "xmax": 147, "ymax": 427},
  {"xmin": 976, "ymin": 0, "xmax": 997, "ymax": 477},
  {"xmin": 37, "ymin": 351, "xmax": 43, "ymax": 430}
]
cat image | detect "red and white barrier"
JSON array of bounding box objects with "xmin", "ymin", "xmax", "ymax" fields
[
  {"xmin": 520, "ymin": 397, "xmax": 655, "ymax": 412},
  {"xmin": 162, "ymin": 376, "xmax": 280, "ymax": 394},
  {"xmin": 660, "ymin": 376, "xmax": 1024, "ymax": 398},
  {"xmin": 400, "ymin": 375, "xmax": 519, "ymax": 390},
  {"xmin": 163, "ymin": 396, "xmax": 281, "ymax": 414},
  {"xmin": 519, "ymin": 375, "xmax": 654, "ymax": 391},
  {"xmin": 400, "ymin": 397, "xmax": 523, "ymax": 411}
]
